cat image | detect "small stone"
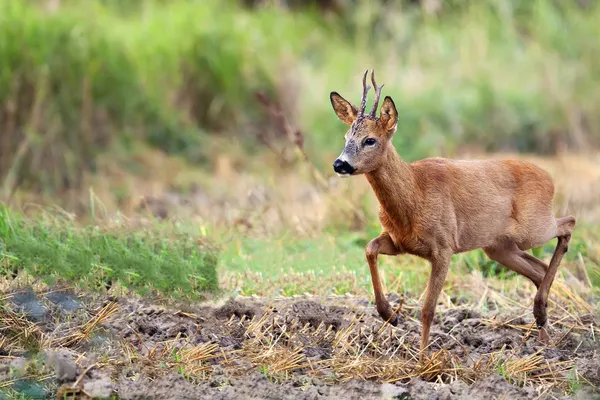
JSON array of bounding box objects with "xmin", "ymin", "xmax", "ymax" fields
[
  {"xmin": 311, "ymin": 378, "xmax": 324, "ymax": 386},
  {"xmin": 47, "ymin": 350, "xmax": 78, "ymax": 382},
  {"xmin": 45, "ymin": 291, "xmax": 82, "ymax": 313},
  {"xmin": 9, "ymin": 358, "xmax": 27, "ymax": 377},
  {"xmin": 10, "ymin": 289, "xmax": 47, "ymax": 322},
  {"xmin": 83, "ymin": 377, "xmax": 114, "ymax": 399},
  {"xmin": 381, "ymin": 382, "xmax": 410, "ymax": 399}
]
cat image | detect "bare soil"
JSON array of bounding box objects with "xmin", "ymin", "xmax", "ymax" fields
[{"xmin": 1, "ymin": 287, "xmax": 599, "ymax": 399}]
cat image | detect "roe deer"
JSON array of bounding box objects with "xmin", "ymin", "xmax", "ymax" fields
[{"xmin": 329, "ymin": 70, "xmax": 576, "ymax": 356}]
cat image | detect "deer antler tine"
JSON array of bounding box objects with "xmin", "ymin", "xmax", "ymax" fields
[
  {"xmin": 369, "ymin": 69, "xmax": 385, "ymax": 117},
  {"xmin": 359, "ymin": 69, "xmax": 371, "ymax": 117}
]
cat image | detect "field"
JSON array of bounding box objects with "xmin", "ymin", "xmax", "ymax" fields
[
  {"xmin": 1, "ymin": 0, "xmax": 600, "ymax": 399},
  {"xmin": 2, "ymin": 151, "xmax": 599, "ymax": 399}
]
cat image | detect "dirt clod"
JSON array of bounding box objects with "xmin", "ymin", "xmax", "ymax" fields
[
  {"xmin": 214, "ymin": 299, "xmax": 260, "ymax": 320},
  {"xmin": 288, "ymin": 300, "xmax": 346, "ymax": 330},
  {"xmin": 83, "ymin": 376, "xmax": 114, "ymax": 399},
  {"xmin": 8, "ymin": 358, "xmax": 27, "ymax": 377},
  {"xmin": 10, "ymin": 289, "xmax": 47, "ymax": 322},
  {"xmin": 469, "ymin": 374, "xmax": 536, "ymax": 399},
  {"xmin": 47, "ymin": 349, "xmax": 78, "ymax": 382},
  {"xmin": 45, "ymin": 291, "xmax": 82, "ymax": 313}
]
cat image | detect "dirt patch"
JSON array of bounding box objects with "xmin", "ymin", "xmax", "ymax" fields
[
  {"xmin": 116, "ymin": 373, "xmax": 398, "ymax": 400},
  {"xmin": 1, "ymin": 288, "xmax": 598, "ymax": 399}
]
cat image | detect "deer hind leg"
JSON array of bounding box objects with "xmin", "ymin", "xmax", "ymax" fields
[
  {"xmin": 484, "ymin": 239, "xmax": 548, "ymax": 288},
  {"xmin": 534, "ymin": 215, "xmax": 576, "ymax": 344},
  {"xmin": 419, "ymin": 252, "xmax": 451, "ymax": 361},
  {"xmin": 366, "ymin": 232, "xmax": 402, "ymax": 326}
]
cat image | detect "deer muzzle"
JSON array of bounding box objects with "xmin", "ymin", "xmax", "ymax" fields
[{"xmin": 333, "ymin": 158, "xmax": 356, "ymax": 176}]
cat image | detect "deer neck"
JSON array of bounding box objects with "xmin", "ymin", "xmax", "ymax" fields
[{"xmin": 365, "ymin": 148, "xmax": 419, "ymax": 231}]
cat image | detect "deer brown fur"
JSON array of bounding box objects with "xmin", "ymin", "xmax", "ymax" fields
[{"xmin": 330, "ymin": 70, "xmax": 576, "ymax": 357}]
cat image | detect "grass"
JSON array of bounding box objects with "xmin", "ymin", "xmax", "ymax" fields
[
  {"xmin": 2, "ymin": 203, "xmax": 598, "ymax": 302},
  {"xmin": 217, "ymin": 224, "xmax": 600, "ymax": 300},
  {"xmin": 0, "ymin": 205, "xmax": 219, "ymax": 298}
]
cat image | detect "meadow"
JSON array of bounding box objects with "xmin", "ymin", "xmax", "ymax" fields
[{"xmin": 1, "ymin": 0, "xmax": 600, "ymax": 399}]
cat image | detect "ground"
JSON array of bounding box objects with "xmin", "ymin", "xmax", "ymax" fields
[{"xmin": 1, "ymin": 284, "xmax": 598, "ymax": 399}]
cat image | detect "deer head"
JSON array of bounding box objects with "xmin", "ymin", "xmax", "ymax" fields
[{"xmin": 330, "ymin": 70, "xmax": 398, "ymax": 176}]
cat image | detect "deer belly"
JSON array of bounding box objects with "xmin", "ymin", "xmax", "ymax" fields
[{"xmin": 388, "ymin": 230, "xmax": 427, "ymax": 256}]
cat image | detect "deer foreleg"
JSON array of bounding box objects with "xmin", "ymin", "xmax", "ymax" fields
[{"xmin": 365, "ymin": 232, "xmax": 402, "ymax": 325}]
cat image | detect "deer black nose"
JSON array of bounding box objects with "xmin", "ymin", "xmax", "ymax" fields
[{"xmin": 333, "ymin": 159, "xmax": 356, "ymax": 175}]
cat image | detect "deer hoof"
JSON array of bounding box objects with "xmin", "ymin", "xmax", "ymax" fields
[
  {"xmin": 538, "ymin": 326, "xmax": 550, "ymax": 344},
  {"xmin": 376, "ymin": 304, "xmax": 399, "ymax": 326},
  {"xmin": 418, "ymin": 352, "xmax": 427, "ymax": 365},
  {"xmin": 383, "ymin": 313, "xmax": 399, "ymax": 327}
]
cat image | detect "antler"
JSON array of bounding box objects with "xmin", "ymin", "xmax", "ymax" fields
[
  {"xmin": 369, "ymin": 69, "xmax": 384, "ymax": 118},
  {"xmin": 358, "ymin": 69, "xmax": 371, "ymax": 117}
]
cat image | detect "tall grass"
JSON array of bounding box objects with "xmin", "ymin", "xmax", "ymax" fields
[{"xmin": 1, "ymin": 0, "xmax": 600, "ymax": 194}]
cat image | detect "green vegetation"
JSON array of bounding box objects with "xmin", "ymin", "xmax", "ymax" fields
[
  {"xmin": 2, "ymin": 0, "xmax": 600, "ymax": 194},
  {"xmin": 0, "ymin": 206, "xmax": 219, "ymax": 297},
  {"xmin": 219, "ymin": 224, "xmax": 600, "ymax": 299},
  {"xmin": 2, "ymin": 204, "xmax": 598, "ymax": 301}
]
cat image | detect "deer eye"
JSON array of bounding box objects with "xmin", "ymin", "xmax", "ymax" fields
[{"xmin": 364, "ymin": 138, "xmax": 377, "ymax": 146}]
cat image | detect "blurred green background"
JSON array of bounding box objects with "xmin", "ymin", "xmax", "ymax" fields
[{"xmin": 2, "ymin": 0, "xmax": 600, "ymax": 194}]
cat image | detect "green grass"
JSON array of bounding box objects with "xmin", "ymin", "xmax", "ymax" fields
[
  {"xmin": 1, "ymin": 204, "xmax": 597, "ymax": 302},
  {"xmin": 0, "ymin": 206, "xmax": 219, "ymax": 298},
  {"xmin": 219, "ymin": 233, "xmax": 371, "ymax": 296},
  {"xmin": 217, "ymin": 223, "xmax": 600, "ymax": 298}
]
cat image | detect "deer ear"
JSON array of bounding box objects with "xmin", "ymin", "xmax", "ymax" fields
[
  {"xmin": 330, "ymin": 92, "xmax": 358, "ymax": 126},
  {"xmin": 379, "ymin": 96, "xmax": 398, "ymax": 133}
]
